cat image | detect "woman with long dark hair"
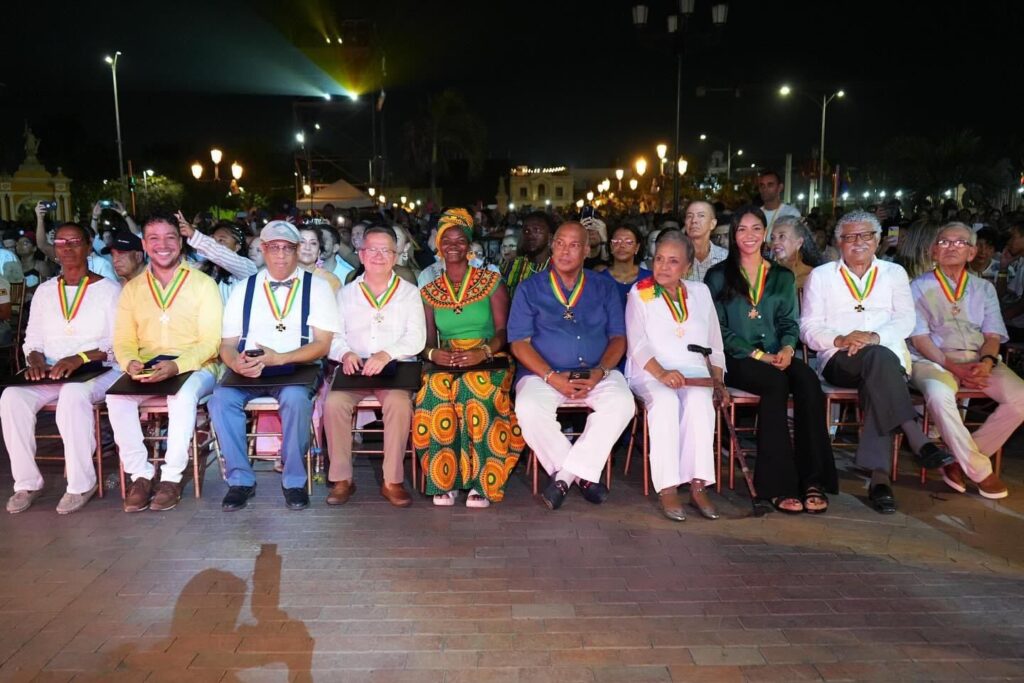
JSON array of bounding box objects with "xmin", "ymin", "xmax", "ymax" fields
[{"xmin": 705, "ymin": 205, "xmax": 837, "ymax": 514}]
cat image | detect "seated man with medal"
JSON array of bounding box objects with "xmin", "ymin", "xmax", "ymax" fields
[
  {"xmin": 705, "ymin": 206, "xmax": 837, "ymax": 516},
  {"xmin": 107, "ymin": 213, "xmax": 224, "ymax": 513},
  {"xmin": 324, "ymin": 226, "xmax": 426, "ymax": 508},
  {"xmin": 800, "ymin": 210, "xmax": 953, "ymax": 515},
  {"xmin": 3, "ymin": 222, "xmax": 122, "ymax": 515},
  {"xmin": 509, "ymin": 220, "xmax": 634, "ymax": 511},
  {"xmin": 908, "ymin": 221, "xmax": 1021, "ymax": 500},
  {"xmin": 625, "ymin": 230, "xmax": 728, "ymax": 521},
  {"xmin": 416, "ymin": 209, "xmax": 524, "ymax": 508},
  {"xmin": 211, "ymin": 221, "xmax": 341, "ymax": 512}
]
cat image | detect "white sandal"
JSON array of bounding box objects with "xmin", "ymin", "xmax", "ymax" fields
[
  {"xmin": 432, "ymin": 490, "xmax": 458, "ymax": 507},
  {"xmin": 466, "ymin": 490, "xmax": 491, "ymax": 509}
]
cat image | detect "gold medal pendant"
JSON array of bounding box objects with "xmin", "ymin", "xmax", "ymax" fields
[
  {"xmin": 951, "ymin": 304, "xmax": 961, "ymax": 316},
  {"xmin": 563, "ymin": 308, "xmax": 575, "ymax": 321},
  {"xmin": 747, "ymin": 307, "xmax": 760, "ymax": 320}
]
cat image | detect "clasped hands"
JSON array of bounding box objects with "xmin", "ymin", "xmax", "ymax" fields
[
  {"xmin": 25, "ymin": 352, "xmax": 91, "ymax": 381},
  {"xmin": 232, "ymin": 344, "xmax": 286, "ymax": 378},
  {"xmin": 944, "ymin": 359, "xmax": 992, "ymax": 389},
  {"xmin": 431, "ymin": 347, "xmax": 488, "ymax": 369},
  {"xmin": 548, "ymin": 368, "xmax": 604, "ymax": 399},
  {"xmin": 835, "ymin": 330, "xmax": 879, "ymax": 356},
  {"xmin": 342, "ymin": 351, "xmax": 392, "ymax": 376}
]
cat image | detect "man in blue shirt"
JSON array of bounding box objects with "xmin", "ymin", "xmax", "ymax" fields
[{"xmin": 509, "ymin": 221, "xmax": 635, "ymax": 510}]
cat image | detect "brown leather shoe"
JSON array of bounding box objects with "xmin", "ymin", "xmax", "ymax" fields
[
  {"xmin": 150, "ymin": 481, "xmax": 182, "ymax": 511},
  {"xmin": 326, "ymin": 480, "xmax": 356, "ymax": 506},
  {"xmin": 941, "ymin": 462, "xmax": 967, "ymax": 494},
  {"xmin": 380, "ymin": 482, "xmax": 412, "ymax": 508},
  {"xmin": 975, "ymin": 472, "xmax": 1009, "ymax": 500},
  {"xmin": 123, "ymin": 477, "xmax": 152, "ymax": 512}
]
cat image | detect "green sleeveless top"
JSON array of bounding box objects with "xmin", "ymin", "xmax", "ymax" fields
[{"xmin": 421, "ymin": 266, "xmax": 500, "ymax": 342}]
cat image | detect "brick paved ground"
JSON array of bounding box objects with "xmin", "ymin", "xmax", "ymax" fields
[{"xmin": 3, "ymin": 430, "xmax": 1024, "ymax": 682}]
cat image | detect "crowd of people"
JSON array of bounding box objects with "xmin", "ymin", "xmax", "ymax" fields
[{"xmin": 3, "ymin": 167, "xmax": 1024, "ymax": 522}]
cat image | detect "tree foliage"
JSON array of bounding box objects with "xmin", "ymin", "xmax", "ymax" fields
[{"xmin": 402, "ymin": 89, "xmax": 487, "ymax": 198}]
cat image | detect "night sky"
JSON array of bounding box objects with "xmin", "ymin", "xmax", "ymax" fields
[{"xmin": 2, "ymin": 0, "xmax": 1021, "ymax": 194}]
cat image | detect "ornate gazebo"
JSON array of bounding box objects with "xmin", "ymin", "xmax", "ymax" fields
[{"xmin": 0, "ymin": 125, "xmax": 73, "ymax": 222}]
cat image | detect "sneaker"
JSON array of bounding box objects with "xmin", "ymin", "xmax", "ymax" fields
[
  {"xmin": 466, "ymin": 489, "xmax": 491, "ymax": 509},
  {"xmin": 56, "ymin": 486, "xmax": 97, "ymax": 515},
  {"xmin": 941, "ymin": 462, "xmax": 967, "ymax": 494},
  {"xmin": 123, "ymin": 477, "xmax": 153, "ymax": 512},
  {"xmin": 7, "ymin": 489, "xmax": 42, "ymax": 514},
  {"xmin": 975, "ymin": 473, "xmax": 1009, "ymax": 500},
  {"xmin": 150, "ymin": 481, "xmax": 182, "ymax": 511}
]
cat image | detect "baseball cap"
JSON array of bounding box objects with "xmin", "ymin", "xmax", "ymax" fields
[
  {"xmin": 260, "ymin": 220, "xmax": 300, "ymax": 244},
  {"xmin": 103, "ymin": 230, "xmax": 143, "ymax": 254}
]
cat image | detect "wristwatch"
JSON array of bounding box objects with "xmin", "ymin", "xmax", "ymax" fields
[
  {"xmin": 980, "ymin": 354, "xmax": 1000, "ymax": 367},
  {"xmin": 597, "ymin": 365, "xmax": 612, "ymax": 380}
]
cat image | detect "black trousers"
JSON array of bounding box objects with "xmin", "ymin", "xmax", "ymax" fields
[
  {"xmin": 821, "ymin": 345, "xmax": 918, "ymax": 472},
  {"xmin": 725, "ymin": 355, "xmax": 838, "ymax": 499}
]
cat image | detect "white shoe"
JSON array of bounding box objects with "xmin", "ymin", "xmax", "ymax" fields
[
  {"xmin": 432, "ymin": 490, "xmax": 458, "ymax": 507},
  {"xmin": 7, "ymin": 489, "xmax": 42, "ymax": 514},
  {"xmin": 56, "ymin": 486, "xmax": 97, "ymax": 515},
  {"xmin": 466, "ymin": 489, "xmax": 491, "ymax": 509}
]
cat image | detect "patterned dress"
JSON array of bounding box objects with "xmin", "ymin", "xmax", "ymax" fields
[{"xmin": 414, "ymin": 267, "xmax": 525, "ymax": 501}]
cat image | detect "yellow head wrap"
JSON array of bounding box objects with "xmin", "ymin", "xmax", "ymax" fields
[{"xmin": 435, "ymin": 208, "xmax": 475, "ymax": 248}]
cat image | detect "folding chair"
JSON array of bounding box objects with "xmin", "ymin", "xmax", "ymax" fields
[
  {"xmin": 36, "ymin": 401, "xmax": 107, "ymax": 498},
  {"xmin": 525, "ymin": 399, "xmax": 614, "ymax": 495}
]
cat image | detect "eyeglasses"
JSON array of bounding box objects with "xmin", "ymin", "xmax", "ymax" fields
[
  {"xmin": 936, "ymin": 238, "xmax": 971, "ymax": 248},
  {"xmin": 838, "ymin": 231, "xmax": 878, "ymax": 244},
  {"xmin": 53, "ymin": 238, "xmax": 86, "ymax": 247},
  {"xmin": 361, "ymin": 247, "xmax": 395, "ymax": 256},
  {"xmin": 610, "ymin": 238, "xmax": 636, "ymax": 246},
  {"xmin": 264, "ymin": 243, "xmax": 297, "ymax": 254}
]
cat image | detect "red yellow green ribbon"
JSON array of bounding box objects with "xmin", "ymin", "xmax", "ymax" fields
[
  {"xmin": 146, "ymin": 267, "xmax": 190, "ymax": 312},
  {"xmin": 661, "ymin": 285, "xmax": 688, "ymax": 323},
  {"xmin": 442, "ymin": 266, "xmax": 473, "ymax": 308},
  {"xmin": 359, "ymin": 274, "xmax": 400, "ymax": 311},
  {"xmin": 840, "ymin": 265, "xmax": 878, "ymax": 305},
  {"xmin": 549, "ymin": 270, "xmax": 585, "ymax": 309},
  {"xmin": 740, "ymin": 260, "xmax": 769, "ymax": 307},
  {"xmin": 58, "ymin": 276, "xmax": 90, "ymax": 323},
  {"xmin": 933, "ymin": 267, "xmax": 968, "ymax": 304},
  {"xmin": 263, "ymin": 278, "xmax": 300, "ymax": 323}
]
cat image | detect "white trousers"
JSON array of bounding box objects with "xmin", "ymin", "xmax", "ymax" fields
[
  {"xmin": 515, "ymin": 371, "xmax": 635, "ymax": 483},
  {"xmin": 105, "ymin": 369, "xmax": 217, "ymax": 484},
  {"xmin": 629, "ymin": 370, "xmax": 717, "ymax": 492},
  {"xmin": 911, "ymin": 353, "xmax": 1024, "ymax": 482},
  {"xmin": 0, "ymin": 369, "xmax": 119, "ymax": 494}
]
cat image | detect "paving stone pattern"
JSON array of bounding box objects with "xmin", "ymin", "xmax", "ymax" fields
[{"xmin": 3, "ymin": 434, "xmax": 1024, "ymax": 682}]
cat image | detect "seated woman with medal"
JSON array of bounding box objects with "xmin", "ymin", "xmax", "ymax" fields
[
  {"xmin": 625, "ymin": 230, "xmax": 728, "ymax": 521},
  {"xmin": 416, "ymin": 208, "xmax": 524, "ymax": 508},
  {"xmin": 705, "ymin": 206, "xmax": 837, "ymax": 515}
]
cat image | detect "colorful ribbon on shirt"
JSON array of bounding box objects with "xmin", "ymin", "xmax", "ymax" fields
[
  {"xmin": 933, "ymin": 267, "xmax": 968, "ymax": 304},
  {"xmin": 548, "ymin": 270, "xmax": 585, "ymax": 309},
  {"xmin": 58, "ymin": 276, "xmax": 90, "ymax": 323},
  {"xmin": 359, "ymin": 274, "xmax": 400, "ymax": 312},
  {"xmin": 740, "ymin": 260, "xmax": 769, "ymax": 308},
  {"xmin": 145, "ymin": 267, "xmax": 190, "ymax": 313},
  {"xmin": 263, "ymin": 278, "xmax": 300, "ymax": 323},
  {"xmin": 661, "ymin": 284, "xmax": 688, "ymax": 323},
  {"xmin": 442, "ymin": 266, "xmax": 474, "ymax": 310},
  {"xmin": 839, "ymin": 265, "xmax": 878, "ymax": 305}
]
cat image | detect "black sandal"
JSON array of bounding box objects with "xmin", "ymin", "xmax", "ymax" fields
[
  {"xmin": 802, "ymin": 487, "xmax": 829, "ymax": 514},
  {"xmin": 761, "ymin": 497, "xmax": 803, "ymax": 514}
]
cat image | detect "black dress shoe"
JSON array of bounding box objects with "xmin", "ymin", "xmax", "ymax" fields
[
  {"xmin": 541, "ymin": 479, "xmax": 570, "ymax": 510},
  {"xmin": 868, "ymin": 483, "xmax": 897, "ymax": 514},
  {"xmin": 578, "ymin": 479, "xmax": 609, "ymax": 505},
  {"xmin": 222, "ymin": 484, "xmax": 256, "ymax": 511},
  {"xmin": 915, "ymin": 443, "xmax": 956, "ymax": 470},
  {"xmin": 282, "ymin": 487, "xmax": 309, "ymax": 510}
]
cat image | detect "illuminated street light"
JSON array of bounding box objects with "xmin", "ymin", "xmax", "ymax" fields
[
  {"xmin": 779, "ymin": 84, "xmax": 846, "ymax": 208},
  {"xmin": 586, "ymin": 191, "xmax": 594, "ymax": 202},
  {"xmin": 103, "ymin": 51, "xmax": 125, "ymax": 185},
  {"xmin": 635, "ymin": 157, "xmax": 647, "ymax": 177},
  {"xmin": 778, "ymin": 84, "xmax": 791, "ymax": 96},
  {"xmin": 615, "ymin": 169, "xmax": 624, "ymax": 180},
  {"xmin": 576, "ymin": 199, "xmax": 585, "ymax": 209},
  {"xmin": 677, "ymin": 157, "xmax": 688, "ymax": 176},
  {"xmin": 231, "ymin": 162, "xmax": 243, "ymax": 180},
  {"xmin": 656, "ymin": 143, "xmax": 668, "ymax": 160},
  {"xmin": 895, "ymin": 190, "xmax": 903, "ymax": 198},
  {"xmin": 314, "ymin": 123, "xmax": 321, "ymax": 130},
  {"xmin": 797, "ymin": 193, "xmax": 806, "ymax": 201},
  {"xmin": 508, "ymin": 202, "xmax": 515, "ymax": 210},
  {"xmin": 295, "ymin": 132, "xmax": 305, "ymax": 145},
  {"xmin": 629, "ymin": 178, "xmax": 639, "ymax": 191},
  {"xmin": 400, "ymin": 195, "xmax": 408, "ymax": 204},
  {"xmin": 862, "ymin": 191, "xmax": 870, "ymax": 199},
  {"xmin": 841, "ymin": 192, "xmax": 850, "ymax": 201},
  {"xmin": 303, "ymin": 183, "xmax": 312, "ymax": 196},
  {"xmin": 699, "ymin": 133, "xmax": 708, "ymax": 141},
  {"xmin": 191, "ymin": 162, "xmax": 203, "ymax": 180},
  {"xmin": 368, "ymin": 187, "xmax": 376, "ymax": 197}
]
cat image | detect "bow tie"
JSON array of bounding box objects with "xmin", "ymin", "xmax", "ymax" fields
[{"xmin": 269, "ymin": 279, "xmax": 295, "ymax": 290}]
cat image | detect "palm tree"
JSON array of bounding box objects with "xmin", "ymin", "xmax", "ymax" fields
[{"xmin": 403, "ymin": 89, "xmax": 486, "ymax": 199}]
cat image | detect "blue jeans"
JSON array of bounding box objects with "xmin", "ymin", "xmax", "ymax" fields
[{"xmin": 210, "ymin": 384, "xmax": 314, "ymax": 490}]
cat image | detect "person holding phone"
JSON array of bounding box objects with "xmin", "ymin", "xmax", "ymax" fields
[
  {"xmin": 324, "ymin": 227, "xmax": 426, "ymax": 508},
  {"xmin": 2, "ymin": 222, "xmax": 121, "ymax": 515},
  {"xmin": 107, "ymin": 214, "xmax": 224, "ymax": 513},
  {"xmin": 509, "ymin": 221, "xmax": 634, "ymax": 511},
  {"xmin": 416, "ymin": 209, "xmax": 523, "ymax": 508},
  {"xmin": 211, "ymin": 221, "xmax": 340, "ymax": 512},
  {"xmin": 626, "ymin": 231, "xmax": 728, "ymax": 521}
]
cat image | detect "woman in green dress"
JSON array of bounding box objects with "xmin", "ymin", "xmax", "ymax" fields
[
  {"xmin": 705, "ymin": 205, "xmax": 837, "ymax": 514},
  {"xmin": 415, "ymin": 208, "xmax": 524, "ymax": 508}
]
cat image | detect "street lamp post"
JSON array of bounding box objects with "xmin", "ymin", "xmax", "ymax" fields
[
  {"xmin": 779, "ymin": 84, "xmax": 845, "ymax": 209},
  {"xmin": 104, "ymin": 51, "xmax": 125, "ymax": 185},
  {"xmin": 632, "ymin": 2, "xmax": 728, "ymax": 215},
  {"xmin": 698, "ymin": 133, "xmax": 742, "ymax": 180}
]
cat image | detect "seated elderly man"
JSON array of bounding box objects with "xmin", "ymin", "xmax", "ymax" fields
[
  {"xmin": 909, "ymin": 222, "xmax": 1019, "ymax": 499},
  {"xmin": 801, "ymin": 210, "xmax": 954, "ymax": 514},
  {"xmin": 509, "ymin": 221, "xmax": 634, "ymax": 510}
]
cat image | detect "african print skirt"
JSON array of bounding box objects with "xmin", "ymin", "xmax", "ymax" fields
[{"xmin": 413, "ymin": 339, "xmax": 525, "ymax": 501}]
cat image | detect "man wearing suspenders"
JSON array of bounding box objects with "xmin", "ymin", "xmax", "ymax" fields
[{"xmin": 211, "ymin": 221, "xmax": 341, "ymax": 511}]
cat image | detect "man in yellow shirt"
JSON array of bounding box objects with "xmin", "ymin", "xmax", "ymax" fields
[{"xmin": 107, "ymin": 214, "xmax": 223, "ymax": 512}]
